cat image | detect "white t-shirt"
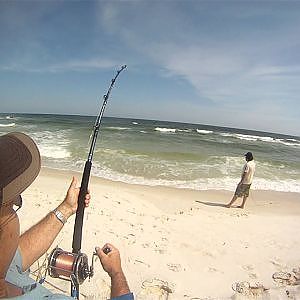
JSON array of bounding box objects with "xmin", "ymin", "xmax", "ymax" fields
[{"xmin": 241, "ymin": 160, "xmax": 255, "ymax": 184}]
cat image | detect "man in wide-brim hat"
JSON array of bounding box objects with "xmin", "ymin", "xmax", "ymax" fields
[{"xmin": 0, "ymin": 132, "xmax": 133, "ymax": 299}]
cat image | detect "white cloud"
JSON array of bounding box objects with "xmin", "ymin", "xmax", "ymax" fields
[
  {"xmin": 1, "ymin": 1, "xmax": 299, "ymax": 134},
  {"xmin": 96, "ymin": 1, "xmax": 300, "ymax": 103},
  {"xmin": 48, "ymin": 58, "xmax": 120, "ymax": 72},
  {"xmin": 249, "ymin": 65, "xmax": 300, "ymax": 77},
  {"xmin": 0, "ymin": 58, "xmax": 120, "ymax": 73}
]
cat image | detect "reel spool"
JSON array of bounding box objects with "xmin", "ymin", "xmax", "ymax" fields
[{"xmin": 48, "ymin": 247, "xmax": 95, "ymax": 285}]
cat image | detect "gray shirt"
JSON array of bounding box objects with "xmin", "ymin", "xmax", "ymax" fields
[{"xmin": 5, "ymin": 248, "xmax": 73, "ymax": 299}]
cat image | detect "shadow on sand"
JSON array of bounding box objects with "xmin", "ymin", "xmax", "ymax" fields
[{"xmin": 195, "ymin": 200, "xmax": 228, "ymax": 208}]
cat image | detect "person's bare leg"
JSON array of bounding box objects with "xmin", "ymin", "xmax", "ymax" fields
[
  {"xmin": 226, "ymin": 195, "xmax": 238, "ymax": 208},
  {"xmin": 238, "ymin": 196, "xmax": 248, "ymax": 209}
]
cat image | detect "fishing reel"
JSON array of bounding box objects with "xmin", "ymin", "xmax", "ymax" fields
[
  {"xmin": 48, "ymin": 246, "xmax": 111, "ymax": 286},
  {"xmin": 48, "ymin": 247, "xmax": 97, "ymax": 286}
]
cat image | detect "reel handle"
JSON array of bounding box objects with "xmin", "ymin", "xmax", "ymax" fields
[
  {"xmin": 89, "ymin": 246, "xmax": 110, "ymax": 279},
  {"xmin": 103, "ymin": 246, "xmax": 111, "ymax": 254}
]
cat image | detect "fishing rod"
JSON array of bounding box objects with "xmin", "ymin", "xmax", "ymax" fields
[{"xmin": 47, "ymin": 65, "xmax": 127, "ymax": 299}]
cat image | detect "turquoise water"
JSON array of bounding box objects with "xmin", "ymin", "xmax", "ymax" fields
[{"xmin": 1, "ymin": 113, "xmax": 299, "ymax": 193}]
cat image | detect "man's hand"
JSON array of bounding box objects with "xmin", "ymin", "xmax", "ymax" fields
[
  {"xmin": 58, "ymin": 177, "xmax": 90, "ymax": 219},
  {"xmin": 96, "ymin": 243, "xmax": 122, "ymax": 277},
  {"xmin": 96, "ymin": 243, "xmax": 131, "ymax": 298},
  {"xmin": 19, "ymin": 176, "xmax": 91, "ymax": 271}
]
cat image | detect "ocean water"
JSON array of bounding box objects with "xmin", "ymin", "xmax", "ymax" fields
[{"xmin": 1, "ymin": 113, "xmax": 299, "ymax": 193}]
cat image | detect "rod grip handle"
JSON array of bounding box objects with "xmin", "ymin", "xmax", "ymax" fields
[{"xmin": 72, "ymin": 161, "xmax": 92, "ymax": 253}]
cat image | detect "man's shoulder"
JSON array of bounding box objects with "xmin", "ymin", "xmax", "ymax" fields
[{"xmin": 248, "ymin": 160, "xmax": 255, "ymax": 167}]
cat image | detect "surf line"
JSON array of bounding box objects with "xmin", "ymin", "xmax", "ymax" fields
[{"xmin": 47, "ymin": 65, "xmax": 127, "ymax": 299}]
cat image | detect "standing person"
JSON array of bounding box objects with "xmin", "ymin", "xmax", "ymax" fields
[
  {"xmin": 0, "ymin": 132, "xmax": 133, "ymax": 299},
  {"xmin": 226, "ymin": 152, "xmax": 256, "ymax": 209}
]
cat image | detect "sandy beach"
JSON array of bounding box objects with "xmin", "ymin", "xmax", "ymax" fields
[{"xmin": 19, "ymin": 167, "xmax": 300, "ymax": 299}]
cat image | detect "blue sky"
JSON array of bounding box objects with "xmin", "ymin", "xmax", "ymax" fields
[{"xmin": 0, "ymin": 1, "xmax": 299, "ymax": 136}]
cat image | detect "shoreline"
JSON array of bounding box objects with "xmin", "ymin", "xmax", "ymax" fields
[
  {"xmin": 40, "ymin": 166, "xmax": 300, "ymax": 215},
  {"xmin": 43, "ymin": 165, "xmax": 300, "ymax": 195},
  {"xmin": 20, "ymin": 167, "xmax": 300, "ymax": 299}
]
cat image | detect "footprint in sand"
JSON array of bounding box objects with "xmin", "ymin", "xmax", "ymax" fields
[
  {"xmin": 242, "ymin": 264, "xmax": 254, "ymax": 271},
  {"xmin": 134, "ymin": 259, "xmax": 150, "ymax": 268},
  {"xmin": 270, "ymin": 258, "xmax": 283, "ymax": 268},
  {"xmin": 242, "ymin": 265, "xmax": 258, "ymax": 279},
  {"xmin": 139, "ymin": 278, "xmax": 174, "ymax": 299},
  {"xmin": 202, "ymin": 250, "xmax": 215, "ymax": 258},
  {"xmin": 154, "ymin": 248, "xmax": 166, "ymax": 254},
  {"xmin": 249, "ymin": 273, "xmax": 258, "ymax": 279},
  {"xmin": 123, "ymin": 233, "xmax": 136, "ymax": 245},
  {"xmin": 152, "ymin": 241, "xmax": 168, "ymax": 254},
  {"xmin": 167, "ymin": 263, "xmax": 182, "ymax": 272},
  {"xmin": 208, "ymin": 267, "xmax": 218, "ymax": 273},
  {"xmin": 230, "ymin": 212, "xmax": 249, "ymax": 218}
]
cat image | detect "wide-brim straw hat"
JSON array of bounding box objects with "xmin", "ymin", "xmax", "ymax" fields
[{"xmin": 0, "ymin": 132, "xmax": 41, "ymax": 207}]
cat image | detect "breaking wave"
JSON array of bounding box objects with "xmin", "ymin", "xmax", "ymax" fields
[
  {"xmin": 0, "ymin": 123, "xmax": 15, "ymax": 127},
  {"xmin": 155, "ymin": 127, "xmax": 177, "ymax": 133}
]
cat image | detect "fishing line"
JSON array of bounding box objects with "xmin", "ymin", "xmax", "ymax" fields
[{"xmin": 47, "ymin": 65, "xmax": 127, "ymax": 299}]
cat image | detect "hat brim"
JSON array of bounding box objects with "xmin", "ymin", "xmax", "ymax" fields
[{"xmin": 1, "ymin": 132, "xmax": 41, "ymax": 205}]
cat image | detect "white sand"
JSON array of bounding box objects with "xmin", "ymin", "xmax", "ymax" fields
[{"xmin": 19, "ymin": 167, "xmax": 300, "ymax": 299}]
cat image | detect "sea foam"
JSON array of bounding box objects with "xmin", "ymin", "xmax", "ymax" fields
[
  {"xmin": 85, "ymin": 164, "xmax": 300, "ymax": 193},
  {"xmin": 39, "ymin": 145, "xmax": 71, "ymax": 159},
  {"xmin": 196, "ymin": 129, "xmax": 213, "ymax": 134},
  {"xmin": 155, "ymin": 127, "xmax": 176, "ymax": 133},
  {"xmin": 0, "ymin": 123, "xmax": 15, "ymax": 127}
]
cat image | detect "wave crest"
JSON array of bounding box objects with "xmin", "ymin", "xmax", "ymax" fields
[
  {"xmin": 196, "ymin": 129, "xmax": 213, "ymax": 134},
  {"xmin": 0, "ymin": 123, "xmax": 15, "ymax": 127},
  {"xmin": 155, "ymin": 127, "xmax": 176, "ymax": 133}
]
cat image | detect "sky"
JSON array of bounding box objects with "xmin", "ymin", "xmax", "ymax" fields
[{"xmin": 0, "ymin": 1, "xmax": 299, "ymax": 136}]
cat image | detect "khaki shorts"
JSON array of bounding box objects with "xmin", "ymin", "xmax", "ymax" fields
[{"xmin": 234, "ymin": 184, "xmax": 251, "ymax": 198}]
